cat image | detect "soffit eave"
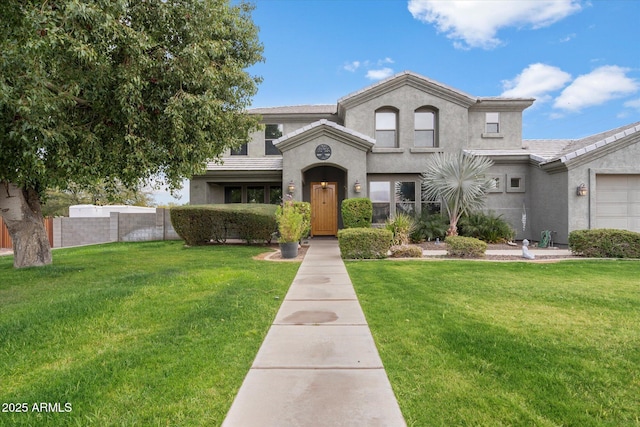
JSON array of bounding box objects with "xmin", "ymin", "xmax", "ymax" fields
[{"xmin": 194, "ymin": 170, "xmax": 283, "ymax": 181}]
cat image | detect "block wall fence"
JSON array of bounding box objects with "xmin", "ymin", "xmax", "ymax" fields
[{"xmin": 51, "ymin": 208, "xmax": 180, "ymax": 248}]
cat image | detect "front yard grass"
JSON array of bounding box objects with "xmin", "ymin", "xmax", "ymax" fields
[
  {"xmin": 347, "ymin": 260, "xmax": 640, "ymax": 427},
  {"xmin": 0, "ymin": 241, "xmax": 299, "ymax": 426}
]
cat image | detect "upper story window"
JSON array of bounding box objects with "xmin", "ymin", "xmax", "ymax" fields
[
  {"xmin": 414, "ymin": 108, "xmax": 437, "ymax": 147},
  {"xmin": 265, "ymin": 124, "xmax": 283, "ymax": 155},
  {"xmin": 485, "ymin": 112, "xmax": 500, "ymax": 133},
  {"xmin": 375, "ymin": 108, "xmax": 398, "ymax": 148},
  {"xmin": 230, "ymin": 143, "xmax": 247, "ymax": 156}
]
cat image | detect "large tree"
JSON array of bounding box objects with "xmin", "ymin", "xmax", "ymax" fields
[
  {"xmin": 421, "ymin": 152, "xmax": 495, "ymax": 237},
  {"xmin": 0, "ymin": 0, "xmax": 263, "ymax": 267}
]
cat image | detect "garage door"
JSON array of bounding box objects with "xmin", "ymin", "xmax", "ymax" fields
[{"xmin": 595, "ymin": 174, "xmax": 640, "ymax": 232}]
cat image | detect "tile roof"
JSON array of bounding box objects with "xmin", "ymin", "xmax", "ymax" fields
[
  {"xmin": 205, "ymin": 157, "xmax": 283, "ymax": 171},
  {"xmin": 248, "ymin": 105, "xmax": 337, "ymax": 115},
  {"xmin": 526, "ymin": 121, "xmax": 640, "ymax": 164},
  {"xmin": 468, "ymin": 121, "xmax": 640, "ymax": 164}
]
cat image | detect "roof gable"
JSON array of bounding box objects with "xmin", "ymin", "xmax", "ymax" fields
[
  {"xmin": 337, "ymin": 71, "xmax": 477, "ymax": 115},
  {"xmin": 274, "ymin": 119, "xmax": 375, "ymax": 152}
]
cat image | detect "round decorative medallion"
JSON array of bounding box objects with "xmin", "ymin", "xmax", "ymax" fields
[{"xmin": 315, "ymin": 144, "xmax": 332, "ymax": 160}]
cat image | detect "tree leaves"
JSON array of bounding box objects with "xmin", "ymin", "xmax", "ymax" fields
[{"xmin": 1, "ymin": 0, "xmax": 263, "ymax": 194}]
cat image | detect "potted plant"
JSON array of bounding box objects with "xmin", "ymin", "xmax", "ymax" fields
[{"xmin": 276, "ymin": 197, "xmax": 305, "ymax": 258}]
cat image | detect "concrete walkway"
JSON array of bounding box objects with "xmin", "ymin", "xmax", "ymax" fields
[{"xmin": 222, "ymin": 238, "xmax": 406, "ymax": 427}]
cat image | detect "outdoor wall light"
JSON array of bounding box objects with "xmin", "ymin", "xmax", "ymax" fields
[
  {"xmin": 354, "ymin": 180, "xmax": 362, "ymax": 193},
  {"xmin": 321, "ymin": 181, "xmax": 328, "ymax": 190},
  {"xmin": 287, "ymin": 180, "xmax": 295, "ymax": 194},
  {"xmin": 577, "ymin": 183, "xmax": 587, "ymax": 196}
]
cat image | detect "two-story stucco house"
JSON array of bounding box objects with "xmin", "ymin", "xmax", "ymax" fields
[{"xmin": 190, "ymin": 71, "xmax": 640, "ymax": 245}]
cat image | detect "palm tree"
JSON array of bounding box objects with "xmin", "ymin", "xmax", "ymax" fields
[{"xmin": 421, "ymin": 152, "xmax": 495, "ymax": 237}]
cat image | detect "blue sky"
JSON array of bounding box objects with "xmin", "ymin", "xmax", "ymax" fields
[
  {"xmin": 249, "ymin": 0, "xmax": 639, "ymax": 139},
  {"xmin": 155, "ymin": 0, "xmax": 639, "ymax": 205}
]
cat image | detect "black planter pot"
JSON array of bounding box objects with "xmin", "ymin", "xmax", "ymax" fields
[{"xmin": 279, "ymin": 242, "xmax": 299, "ymax": 259}]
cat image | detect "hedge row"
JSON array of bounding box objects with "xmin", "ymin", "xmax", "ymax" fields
[
  {"xmin": 341, "ymin": 198, "xmax": 372, "ymax": 228},
  {"xmin": 170, "ymin": 204, "xmax": 278, "ymax": 245},
  {"xmin": 338, "ymin": 228, "xmax": 392, "ymax": 259},
  {"xmin": 445, "ymin": 236, "xmax": 487, "ymax": 258},
  {"xmin": 569, "ymin": 229, "xmax": 640, "ymax": 258},
  {"xmin": 389, "ymin": 244, "xmax": 423, "ymax": 258}
]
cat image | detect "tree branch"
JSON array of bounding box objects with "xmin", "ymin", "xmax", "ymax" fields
[{"xmin": 44, "ymin": 82, "xmax": 91, "ymax": 108}]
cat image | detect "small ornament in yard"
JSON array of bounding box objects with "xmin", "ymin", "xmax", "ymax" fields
[{"xmin": 522, "ymin": 239, "xmax": 535, "ymax": 260}]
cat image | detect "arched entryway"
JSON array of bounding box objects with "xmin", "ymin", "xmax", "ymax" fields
[{"xmin": 303, "ymin": 165, "xmax": 346, "ymax": 236}]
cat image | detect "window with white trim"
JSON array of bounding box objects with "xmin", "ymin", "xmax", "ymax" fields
[
  {"xmin": 414, "ymin": 108, "xmax": 436, "ymax": 147},
  {"xmin": 375, "ymin": 109, "xmax": 398, "ymax": 148},
  {"xmin": 506, "ymin": 174, "xmax": 525, "ymax": 193},
  {"xmin": 224, "ymin": 185, "xmax": 283, "ymax": 204},
  {"xmin": 395, "ymin": 182, "xmax": 416, "ymax": 215},
  {"xmin": 487, "ymin": 174, "xmax": 503, "ymax": 193},
  {"xmin": 230, "ymin": 143, "xmax": 247, "ymax": 156},
  {"xmin": 265, "ymin": 124, "xmax": 283, "ymax": 155},
  {"xmin": 485, "ymin": 112, "xmax": 500, "ymax": 133},
  {"xmin": 370, "ymin": 181, "xmax": 391, "ymax": 223}
]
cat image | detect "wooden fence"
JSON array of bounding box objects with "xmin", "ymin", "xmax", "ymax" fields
[{"xmin": 0, "ymin": 217, "xmax": 54, "ymax": 249}]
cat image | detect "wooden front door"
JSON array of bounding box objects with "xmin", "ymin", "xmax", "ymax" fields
[{"xmin": 311, "ymin": 182, "xmax": 338, "ymax": 236}]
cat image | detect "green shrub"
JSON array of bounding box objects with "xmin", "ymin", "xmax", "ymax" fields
[
  {"xmin": 292, "ymin": 201, "xmax": 311, "ymax": 238},
  {"xmin": 236, "ymin": 210, "xmax": 279, "ymax": 244},
  {"xmin": 458, "ymin": 211, "xmax": 515, "ymax": 243},
  {"xmin": 170, "ymin": 206, "xmax": 219, "ymax": 246},
  {"xmin": 385, "ymin": 213, "xmax": 416, "ymax": 245},
  {"xmin": 569, "ymin": 229, "xmax": 640, "ymax": 258},
  {"xmin": 338, "ymin": 228, "xmax": 392, "ymax": 259},
  {"xmin": 389, "ymin": 244, "xmax": 423, "ymax": 258},
  {"xmin": 445, "ymin": 236, "xmax": 487, "ymax": 258},
  {"xmin": 412, "ymin": 212, "xmax": 448, "ymax": 242},
  {"xmin": 276, "ymin": 199, "xmax": 305, "ymax": 243},
  {"xmin": 341, "ymin": 198, "xmax": 373, "ymax": 228},
  {"xmin": 170, "ymin": 204, "xmax": 278, "ymax": 245}
]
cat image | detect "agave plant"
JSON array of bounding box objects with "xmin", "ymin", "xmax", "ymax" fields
[
  {"xmin": 421, "ymin": 152, "xmax": 495, "ymax": 236},
  {"xmin": 385, "ymin": 213, "xmax": 416, "ymax": 245}
]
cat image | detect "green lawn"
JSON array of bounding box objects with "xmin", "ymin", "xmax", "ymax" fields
[
  {"xmin": 347, "ymin": 260, "xmax": 640, "ymax": 427},
  {"xmin": 0, "ymin": 241, "xmax": 299, "ymax": 426}
]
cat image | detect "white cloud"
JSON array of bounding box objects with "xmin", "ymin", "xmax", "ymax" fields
[
  {"xmin": 345, "ymin": 58, "xmax": 396, "ymax": 80},
  {"xmin": 559, "ymin": 33, "xmax": 576, "ymax": 43},
  {"xmin": 366, "ymin": 68, "xmax": 394, "ymax": 81},
  {"xmin": 408, "ymin": 0, "xmax": 582, "ymax": 49},
  {"xmin": 344, "ymin": 61, "xmax": 361, "ymax": 72},
  {"xmin": 501, "ymin": 63, "xmax": 572, "ymax": 101},
  {"xmin": 623, "ymin": 98, "xmax": 640, "ymax": 111},
  {"xmin": 553, "ymin": 65, "xmax": 639, "ymax": 111}
]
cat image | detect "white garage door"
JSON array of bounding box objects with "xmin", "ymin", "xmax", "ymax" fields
[{"xmin": 596, "ymin": 174, "xmax": 640, "ymax": 232}]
